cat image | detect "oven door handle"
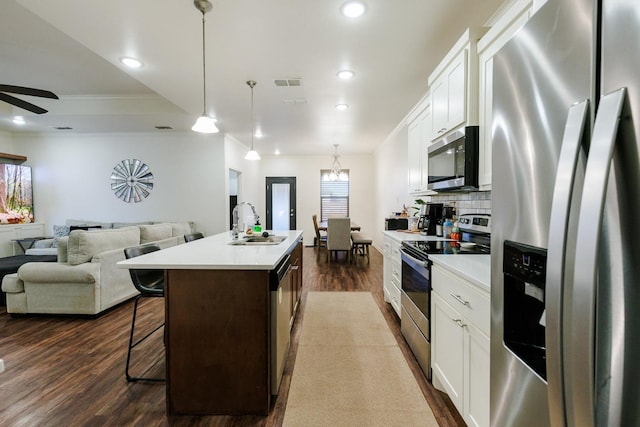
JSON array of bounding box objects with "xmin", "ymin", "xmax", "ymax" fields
[{"xmin": 400, "ymin": 248, "xmax": 430, "ymax": 269}]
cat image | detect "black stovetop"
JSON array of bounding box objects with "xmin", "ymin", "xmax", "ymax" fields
[{"xmin": 401, "ymin": 239, "xmax": 490, "ymax": 260}]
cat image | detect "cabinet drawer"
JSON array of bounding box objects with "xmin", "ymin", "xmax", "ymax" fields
[
  {"xmin": 432, "ymin": 265, "xmax": 489, "ymax": 335},
  {"xmin": 384, "ymin": 280, "xmax": 401, "ymax": 317}
]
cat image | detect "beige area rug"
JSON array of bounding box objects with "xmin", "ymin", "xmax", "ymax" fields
[{"xmin": 283, "ymin": 292, "xmax": 438, "ymax": 427}]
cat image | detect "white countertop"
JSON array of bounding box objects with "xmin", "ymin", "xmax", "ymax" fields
[
  {"xmin": 383, "ymin": 230, "xmax": 445, "ymax": 243},
  {"xmin": 117, "ymin": 230, "xmax": 303, "ymax": 270},
  {"xmin": 429, "ymin": 255, "xmax": 491, "ymax": 291},
  {"xmin": 383, "ymin": 230, "xmax": 491, "ymax": 291}
]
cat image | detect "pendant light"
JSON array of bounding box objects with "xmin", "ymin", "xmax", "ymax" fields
[
  {"xmin": 191, "ymin": 0, "xmax": 219, "ymax": 133},
  {"xmin": 244, "ymin": 80, "xmax": 260, "ymax": 160}
]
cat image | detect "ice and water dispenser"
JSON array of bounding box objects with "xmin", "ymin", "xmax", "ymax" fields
[{"xmin": 503, "ymin": 240, "xmax": 548, "ymax": 379}]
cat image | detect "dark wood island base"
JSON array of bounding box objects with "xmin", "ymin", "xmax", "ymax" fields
[
  {"xmin": 165, "ymin": 268, "xmax": 271, "ymax": 415},
  {"xmin": 163, "ymin": 239, "xmax": 303, "ymax": 416}
]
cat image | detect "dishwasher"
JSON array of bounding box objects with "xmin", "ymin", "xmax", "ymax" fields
[{"xmin": 270, "ymin": 254, "xmax": 292, "ymax": 394}]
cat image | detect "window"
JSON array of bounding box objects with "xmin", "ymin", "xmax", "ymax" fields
[{"xmin": 320, "ymin": 169, "xmax": 349, "ymax": 221}]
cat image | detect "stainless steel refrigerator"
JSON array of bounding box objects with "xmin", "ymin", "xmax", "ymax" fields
[{"xmin": 490, "ymin": 0, "xmax": 640, "ymax": 425}]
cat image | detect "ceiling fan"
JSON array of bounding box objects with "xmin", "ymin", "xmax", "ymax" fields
[{"xmin": 0, "ymin": 84, "xmax": 59, "ymax": 114}]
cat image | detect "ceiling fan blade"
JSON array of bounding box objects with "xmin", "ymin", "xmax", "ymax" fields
[
  {"xmin": 0, "ymin": 92, "xmax": 48, "ymax": 114},
  {"xmin": 0, "ymin": 84, "xmax": 59, "ymax": 100}
]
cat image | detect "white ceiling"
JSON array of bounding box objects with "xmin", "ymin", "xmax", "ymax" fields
[{"xmin": 0, "ymin": 0, "xmax": 506, "ymax": 156}]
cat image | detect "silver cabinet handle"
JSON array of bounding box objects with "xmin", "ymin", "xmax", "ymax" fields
[
  {"xmin": 451, "ymin": 294, "xmax": 469, "ymax": 306},
  {"xmin": 290, "ymin": 265, "xmax": 299, "ymax": 271},
  {"xmin": 571, "ymin": 88, "xmax": 625, "ymax": 427},
  {"xmin": 453, "ymin": 318, "xmax": 467, "ymax": 328},
  {"xmin": 545, "ymin": 99, "xmax": 589, "ymax": 426}
]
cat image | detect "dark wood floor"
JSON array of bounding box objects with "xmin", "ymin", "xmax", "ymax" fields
[{"xmin": 0, "ymin": 246, "xmax": 465, "ymax": 426}]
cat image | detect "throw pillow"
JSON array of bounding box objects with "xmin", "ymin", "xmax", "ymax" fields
[
  {"xmin": 52, "ymin": 225, "xmax": 71, "ymax": 248},
  {"xmin": 69, "ymin": 225, "xmax": 102, "ymax": 232}
]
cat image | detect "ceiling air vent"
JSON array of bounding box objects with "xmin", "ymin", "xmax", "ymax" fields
[
  {"xmin": 54, "ymin": 126, "xmax": 73, "ymax": 130},
  {"xmin": 274, "ymin": 78, "xmax": 303, "ymax": 87},
  {"xmin": 283, "ymin": 98, "xmax": 308, "ymax": 105},
  {"xmin": 155, "ymin": 126, "xmax": 174, "ymax": 130}
]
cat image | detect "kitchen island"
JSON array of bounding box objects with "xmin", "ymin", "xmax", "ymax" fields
[{"xmin": 118, "ymin": 230, "xmax": 304, "ymax": 416}]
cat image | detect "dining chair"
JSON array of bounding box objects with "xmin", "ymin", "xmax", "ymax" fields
[
  {"xmin": 312, "ymin": 214, "xmax": 327, "ymax": 249},
  {"xmin": 327, "ymin": 217, "xmax": 351, "ymax": 263},
  {"xmin": 123, "ymin": 243, "xmax": 165, "ymax": 383}
]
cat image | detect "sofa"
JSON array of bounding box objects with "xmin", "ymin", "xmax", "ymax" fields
[
  {"xmin": 1, "ymin": 222, "xmax": 192, "ymax": 315},
  {"xmin": 23, "ymin": 219, "xmax": 195, "ymax": 257}
]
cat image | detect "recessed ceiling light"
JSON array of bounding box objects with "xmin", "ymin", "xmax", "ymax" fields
[
  {"xmin": 274, "ymin": 149, "xmax": 280, "ymax": 155},
  {"xmin": 337, "ymin": 70, "xmax": 355, "ymax": 80},
  {"xmin": 12, "ymin": 116, "xmax": 25, "ymax": 125},
  {"xmin": 335, "ymin": 104, "xmax": 349, "ymax": 111},
  {"xmin": 120, "ymin": 57, "xmax": 144, "ymax": 69},
  {"xmin": 341, "ymin": 1, "xmax": 366, "ymax": 18}
]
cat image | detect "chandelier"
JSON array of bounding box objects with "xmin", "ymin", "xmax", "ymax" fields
[{"xmin": 328, "ymin": 144, "xmax": 346, "ymax": 181}]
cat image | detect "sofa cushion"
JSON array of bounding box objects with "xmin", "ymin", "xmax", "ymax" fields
[
  {"xmin": 18, "ymin": 261, "xmax": 99, "ymax": 283},
  {"xmin": 112, "ymin": 221, "xmax": 153, "ymax": 229},
  {"xmin": 67, "ymin": 226, "xmax": 140, "ymax": 265},
  {"xmin": 170, "ymin": 222, "xmax": 192, "ymax": 237},
  {"xmin": 139, "ymin": 223, "xmax": 172, "ymax": 244}
]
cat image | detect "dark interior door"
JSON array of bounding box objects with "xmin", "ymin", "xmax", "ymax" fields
[{"xmin": 266, "ymin": 177, "xmax": 296, "ymax": 230}]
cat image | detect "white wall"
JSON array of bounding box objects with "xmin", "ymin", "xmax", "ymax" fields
[
  {"xmin": 260, "ymin": 153, "xmax": 375, "ymax": 246},
  {"xmin": 0, "ymin": 131, "xmax": 16, "ymax": 153},
  {"xmin": 373, "ymin": 124, "xmax": 415, "ymax": 249},
  {"xmin": 13, "ymin": 131, "xmax": 228, "ymax": 235},
  {"xmin": 224, "ymin": 135, "xmax": 261, "ymax": 230}
]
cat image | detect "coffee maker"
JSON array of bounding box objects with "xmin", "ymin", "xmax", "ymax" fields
[{"xmin": 417, "ymin": 203, "xmax": 443, "ymax": 235}]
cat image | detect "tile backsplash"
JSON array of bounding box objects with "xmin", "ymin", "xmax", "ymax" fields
[{"xmin": 427, "ymin": 191, "xmax": 491, "ymax": 217}]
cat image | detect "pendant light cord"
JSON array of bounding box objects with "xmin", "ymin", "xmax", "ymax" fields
[
  {"xmin": 250, "ymin": 83, "xmax": 254, "ymax": 150},
  {"xmin": 201, "ymin": 13, "xmax": 207, "ymax": 114}
]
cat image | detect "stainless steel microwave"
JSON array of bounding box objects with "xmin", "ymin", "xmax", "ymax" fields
[{"xmin": 427, "ymin": 125, "xmax": 479, "ymax": 192}]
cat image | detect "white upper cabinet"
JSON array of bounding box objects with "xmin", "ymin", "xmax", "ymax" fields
[
  {"xmin": 428, "ymin": 28, "xmax": 487, "ymax": 142},
  {"xmin": 407, "ymin": 94, "xmax": 432, "ymax": 194},
  {"xmin": 477, "ymin": 0, "xmax": 533, "ymax": 189}
]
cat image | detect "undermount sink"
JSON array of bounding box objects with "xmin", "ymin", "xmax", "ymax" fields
[{"xmin": 228, "ymin": 235, "xmax": 287, "ymax": 245}]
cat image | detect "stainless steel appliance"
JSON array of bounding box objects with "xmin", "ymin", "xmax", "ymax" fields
[
  {"xmin": 427, "ymin": 125, "xmax": 479, "ymax": 191},
  {"xmin": 270, "ymin": 254, "xmax": 292, "ymax": 394},
  {"xmin": 491, "ymin": 0, "xmax": 640, "ymax": 425},
  {"xmin": 400, "ymin": 214, "xmax": 491, "ymax": 380},
  {"xmin": 417, "ymin": 203, "xmax": 443, "ymax": 235}
]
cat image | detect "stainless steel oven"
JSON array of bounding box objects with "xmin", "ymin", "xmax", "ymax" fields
[
  {"xmin": 400, "ymin": 248, "xmax": 432, "ymax": 380},
  {"xmin": 399, "ymin": 214, "xmax": 491, "ymax": 381}
]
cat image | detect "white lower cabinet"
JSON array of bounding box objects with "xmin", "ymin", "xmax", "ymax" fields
[
  {"xmin": 0, "ymin": 223, "xmax": 46, "ymax": 257},
  {"xmin": 431, "ymin": 264, "xmax": 490, "ymax": 427},
  {"xmin": 382, "ymin": 235, "xmax": 402, "ymax": 317},
  {"xmin": 432, "ymin": 292, "xmax": 465, "ymax": 409}
]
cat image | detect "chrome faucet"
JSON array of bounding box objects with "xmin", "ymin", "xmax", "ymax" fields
[{"xmin": 232, "ymin": 202, "xmax": 259, "ymax": 239}]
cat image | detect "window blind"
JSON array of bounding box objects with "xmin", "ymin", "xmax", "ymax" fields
[{"xmin": 320, "ymin": 170, "xmax": 349, "ymax": 221}]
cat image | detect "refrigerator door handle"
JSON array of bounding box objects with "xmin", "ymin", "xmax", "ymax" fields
[
  {"xmin": 545, "ymin": 99, "xmax": 589, "ymax": 427},
  {"xmin": 570, "ymin": 88, "xmax": 626, "ymax": 427}
]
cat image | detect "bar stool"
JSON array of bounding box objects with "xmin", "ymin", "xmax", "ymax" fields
[
  {"xmin": 351, "ymin": 232, "xmax": 372, "ymax": 263},
  {"xmin": 123, "ymin": 243, "xmax": 165, "ymax": 383}
]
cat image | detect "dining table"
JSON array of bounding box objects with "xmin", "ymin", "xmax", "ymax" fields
[{"xmin": 317, "ymin": 220, "xmax": 361, "ymax": 232}]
